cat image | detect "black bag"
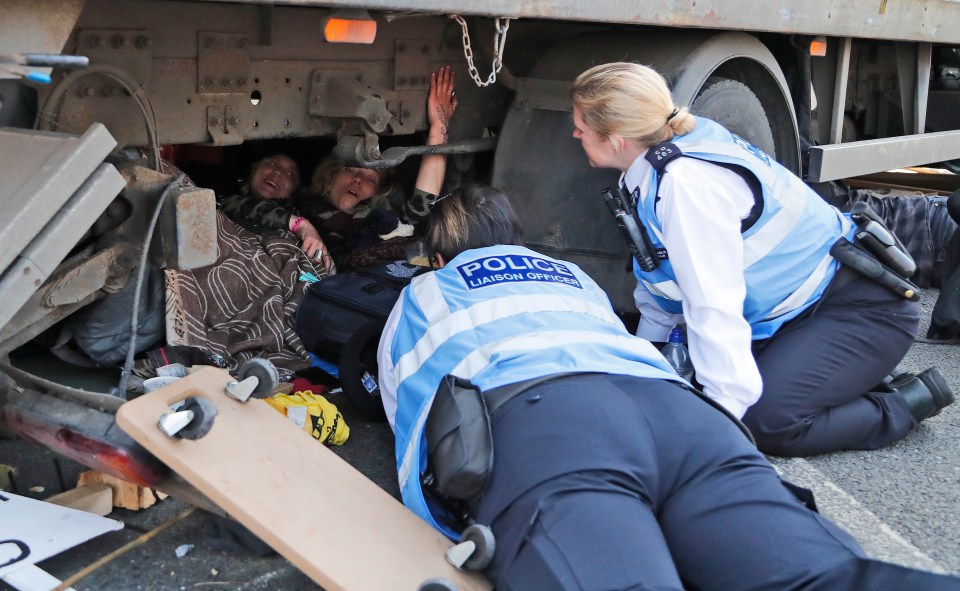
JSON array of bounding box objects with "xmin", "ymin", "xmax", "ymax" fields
[
  {"xmin": 425, "ymin": 375, "xmax": 495, "ymax": 502},
  {"xmin": 56, "ymin": 267, "xmax": 166, "ymax": 366},
  {"xmin": 424, "ymin": 373, "xmax": 579, "ymax": 502},
  {"xmin": 295, "ymin": 260, "xmax": 425, "ymax": 419}
]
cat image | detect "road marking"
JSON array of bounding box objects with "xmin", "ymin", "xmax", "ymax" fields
[{"xmin": 771, "ymin": 457, "xmax": 947, "ymax": 574}]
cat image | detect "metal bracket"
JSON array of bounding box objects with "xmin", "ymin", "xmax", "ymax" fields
[
  {"xmin": 44, "ymin": 243, "xmax": 129, "ymax": 306},
  {"xmin": 197, "ymin": 32, "xmax": 251, "ymax": 95},
  {"xmin": 444, "ymin": 541, "xmax": 475, "ymax": 569},
  {"xmin": 394, "ymin": 39, "xmax": 433, "ymax": 92},
  {"xmin": 225, "ymin": 376, "xmax": 260, "ymax": 402},
  {"xmin": 158, "ymin": 409, "xmax": 196, "ymax": 437},
  {"xmin": 224, "ymin": 358, "xmax": 280, "ymax": 402},
  {"xmin": 308, "ymin": 69, "xmax": 393, "ymax": 133},
  {"xmin": 157, "ymin": 397, "xmax": 219, "ymax": 439},
  {"xmin": 77, "ymin": 29, "xmax": 153, "ymax": 89},
  {"xmin": 206, "ymin": 105, "xmax": 244, "ymax": 145}
]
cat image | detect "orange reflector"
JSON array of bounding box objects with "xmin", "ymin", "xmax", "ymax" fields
[
  {"xmin": 324, "ymin": 17, "xmax": 377, "ymax": 44},
  {"xmin": 810, "ymin": 37, "xmax": 828, "ymax": 57}
]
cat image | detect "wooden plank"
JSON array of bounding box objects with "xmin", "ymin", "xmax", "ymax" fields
[
  {"xmin": 46, "ymin": 484, "xmax": 113, "ymax": 516},
  {"xmin": 844, "ymin": 179, "xmax": 951, "ymax": 196},
  {"xmin": 116, "ymin": 367, "xmax": 491, "ymax": 591},
  {"xmin": 848, "ymin": 171, "xmax": 960, "ymax": 194}
]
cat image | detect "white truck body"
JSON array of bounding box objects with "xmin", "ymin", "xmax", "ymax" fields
[{"xmin": 1, "ymin": 0, "xmax": 959, "ymax": 497}]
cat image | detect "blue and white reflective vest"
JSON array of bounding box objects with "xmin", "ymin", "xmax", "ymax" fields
[
  {"xmin": 633, "ymin": 117, "xmax": 854, "ymax": 339},
  {"xmin": 388, "ymin": 244, "xmax": 683, "ymax": 536}
]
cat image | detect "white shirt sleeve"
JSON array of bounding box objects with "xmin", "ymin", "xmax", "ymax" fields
[
  {"xmin": 657, "ymin": 158, "xmax": 764, "ymax": 418},
  {"xmin": 633, "ymin": 282, "xmax": 681, "ymax": 341},
  {"xmin": 377, "ymin": 297, "xmax": 406, "ymax": 433}
]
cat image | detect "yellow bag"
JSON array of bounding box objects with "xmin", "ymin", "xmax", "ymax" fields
[{"xmin": 263, "ymin": 390, "xmax": 350, "ymax": 445}]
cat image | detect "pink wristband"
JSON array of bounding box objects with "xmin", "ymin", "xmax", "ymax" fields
[{"xmin": 291, "ymin": 216, "xmax": 305, "ymax": 233}]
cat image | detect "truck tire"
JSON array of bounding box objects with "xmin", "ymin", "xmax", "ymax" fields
[{"xmin": 692, "ymin": 77, "xmax": 777, "ymax": 159}]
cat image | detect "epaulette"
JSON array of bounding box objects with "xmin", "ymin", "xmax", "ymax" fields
[
  {"xmin": 643, "ymin": 141, "xmax": 763, "ymax": 232},
  {"xmin": 644, "ymin": 142, "xmax": 683, "ymax": 171}
]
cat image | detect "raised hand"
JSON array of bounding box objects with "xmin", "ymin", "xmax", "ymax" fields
[{"xmin": 427, "ymin": 65, "xmax": 457, "ymax": 143}]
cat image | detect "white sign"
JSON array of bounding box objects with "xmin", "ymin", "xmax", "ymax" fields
[{"xmin": 0, "ymin": 491, "xmax": 123, "ymax": 578}]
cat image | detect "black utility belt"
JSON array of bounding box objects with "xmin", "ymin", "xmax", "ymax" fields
[
  {"xmin": 827, "ymin": 264, "xmax": 862, "ymax": 293},
  {"xmin": 423, "ymin": 372, "xmax": 755, "ymax": 506},
  {"xmin": 829, "ymin": 238, "xmax": 920, "ymax": 301},
  {"xmin": 829, "ymin": 202, "xmax": 921, "ymax": 301}
]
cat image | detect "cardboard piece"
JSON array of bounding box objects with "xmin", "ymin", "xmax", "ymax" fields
[
  {"xmin": 3, "ymin": 565, "xmax": 76, "ymax": 591},
  {"xmin": 0, "ymin": 491, "xmax": 123, "ymax": 579},
  {"xmin": 116, "ymin": 367, "xmax": 491, "ymax": 591}
]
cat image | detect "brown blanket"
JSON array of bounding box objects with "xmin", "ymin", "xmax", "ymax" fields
[{"xmin": 165, "ymin": 213, "xmax": 313, "ymax": 373}]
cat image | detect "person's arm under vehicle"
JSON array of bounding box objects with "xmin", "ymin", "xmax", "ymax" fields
[
  {"xmin": 657, "ymin": 157, "xmax": 763, "ymax": 419},
  {"xmin": 218, "ymin": 193, "xmax": 333, "ymax": 273},
  {"xmin": 289, "ymin": 215, "xmax": 334, "ymax": 274},
  {"xmin": 401, "ymin": 65, "xmax": 458, "ymax": 224}
]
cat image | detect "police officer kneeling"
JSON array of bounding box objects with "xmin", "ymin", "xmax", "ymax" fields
[{"xmin": 377, "ymin": 184, "xmax": 960, "ymax": 591}]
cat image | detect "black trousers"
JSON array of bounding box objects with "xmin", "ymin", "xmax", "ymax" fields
[
  {"xmin": 472, "ymin": 374, "xmax": 959, "ymax": 591},
  {"xmin": 743, "ymin": 270, "xmax": 919, "ymax": 456}
]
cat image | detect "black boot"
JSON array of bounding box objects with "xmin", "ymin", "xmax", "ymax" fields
[
  {"xmin": 947, "ymin": 188, "xmax": 960, "ymax": 225},
  {"xmin": 889, "ymin": 367, "xmax": 955, "ymax": 422},
  {"xmin": 929, "ymin": 260, "xmax": 960, "ymax": 340},
  {"xmin": 928, "ymin": 189, "xmax": 960, "ymax": 335}
]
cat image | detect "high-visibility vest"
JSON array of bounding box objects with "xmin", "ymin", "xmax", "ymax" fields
[
  {"xmin": 633, "ymin": 116, "xmax": 854, "ymax": 339},
  {"xmin": 389, "ymin": 244, "xmax": 682, "ymax": 535}
]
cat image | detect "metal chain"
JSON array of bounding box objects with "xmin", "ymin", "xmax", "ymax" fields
[{"xmin": 450, "ymin": 15, "xmax": 513, "ymax": 87}]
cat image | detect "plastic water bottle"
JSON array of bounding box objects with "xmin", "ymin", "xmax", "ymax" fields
[{"xmin": 662, "ymin": 326, "xmax": 694, "ymax": 382}]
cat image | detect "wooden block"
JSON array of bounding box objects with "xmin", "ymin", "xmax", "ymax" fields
[
  {"xmin": 77, "ymin": 471, "xmax": 168, "ymax": 511},
  {"xmin": 46, "ymin": 484, "xmax": 114, "ymax": 516}
]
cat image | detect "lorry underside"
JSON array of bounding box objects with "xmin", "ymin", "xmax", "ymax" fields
[{"xmin": 2, "ymin": 0, "xmax": 960, "ymax": 504}]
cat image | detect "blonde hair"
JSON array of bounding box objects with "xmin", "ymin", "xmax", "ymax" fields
[
  {"xmin": 570, "ymin": 62, "xmax": 696, "ymax": 148},
  {"xmin": 308, "ymin": 156, "xmax": 392, "ymax": 200}
]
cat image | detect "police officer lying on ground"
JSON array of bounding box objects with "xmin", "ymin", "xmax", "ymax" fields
[{"xmin": 376, "ymin": 184, "xmax": 960, "ymax": 591}]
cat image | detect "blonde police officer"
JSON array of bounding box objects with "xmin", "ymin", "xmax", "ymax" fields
[{"xmin": 571, "ymin": 62, "xmax": 953, "ymax": 457}]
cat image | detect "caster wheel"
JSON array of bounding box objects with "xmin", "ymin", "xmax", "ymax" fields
[{"xmin": 236, "ymin": 358, "xmax": 280, "ymax": 399}]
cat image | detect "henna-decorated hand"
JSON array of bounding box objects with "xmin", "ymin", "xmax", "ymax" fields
[{"xmin": 427, "ymin": 65, "xmax": 457, "ymax": 143}]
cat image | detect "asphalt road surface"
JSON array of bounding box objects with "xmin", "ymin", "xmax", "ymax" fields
[
  {"xmin": 773, "ymin": 288, "xmax": 960, "ymax": 576},
  {"xmin": 2, "ymin": 290, "xmax": 959, "ymax": 591}
]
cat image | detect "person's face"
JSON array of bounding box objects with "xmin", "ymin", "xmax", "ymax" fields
[
  {"xmin": 572, "ymin": 105, "xmax": 620, "ymax": 169},
  {"xmin": 327, "ymin": 166, "xmax": 382, "ymax": 213},
  {"xmin": 251, "ymin": 156, "xmax": 299, "ymax": 200}
]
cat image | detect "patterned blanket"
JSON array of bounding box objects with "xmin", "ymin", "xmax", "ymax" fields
[{"xmin": 164, "ymin": 213, "xmax": 313, "ymax": 373}]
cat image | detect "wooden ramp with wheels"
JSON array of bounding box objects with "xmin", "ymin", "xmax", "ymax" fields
[{"xmin": 116, "ymin": 367, "xmax": 491, "ymax": 591}]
